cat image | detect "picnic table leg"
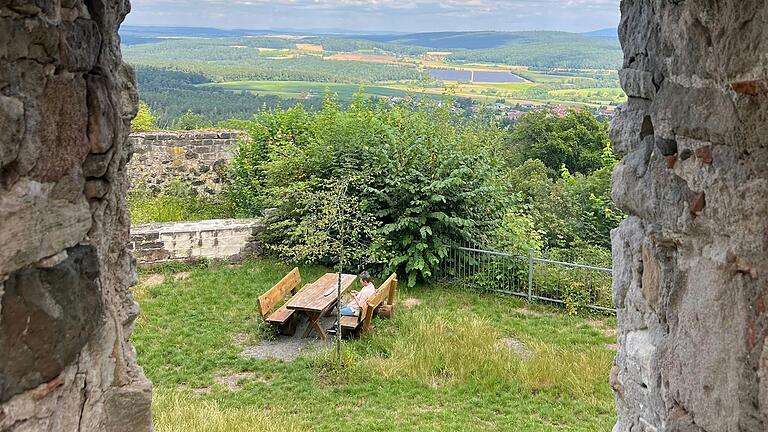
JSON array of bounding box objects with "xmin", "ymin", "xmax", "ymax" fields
[{"xmin": 302, "ymin": 312, "xmax": 328, "ymax": 341}]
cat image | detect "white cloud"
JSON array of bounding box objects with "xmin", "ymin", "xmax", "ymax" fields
[{"xmin": 126, "ymin": 0, "xmax": 620, "ymax": 33}]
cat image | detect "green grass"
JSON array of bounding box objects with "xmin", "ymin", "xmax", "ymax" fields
[
  {"xmin": 132, "ymin": 260, "xmax": 617, "ymax": 431},
  {"xmin": 548, "ymin": 88, "xmax": 626, "ymax": 105},
  {"xmin": 128, "ymin": 184, "xmax": 238, "ymax": 224},
  {"xmin": 203, "ymin": 80, "xmax": 411, "ymax": 101},
  {"xmin": 153, "ymin": 390, "xmax": 300, "ymax": 432}
]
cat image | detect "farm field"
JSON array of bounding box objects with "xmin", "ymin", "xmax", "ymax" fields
[
  {"xmin": 133, "ymin": 260, "xmax": 618, "ymax": 432},
  {"xmin": 425, "ymin": 68, "xmax": 528, "ymax": 83},
  {"xmin": 548, "ymin": 88, "xmax": 627, "ymax": 104},
  {"xmin": 203, "ymin": 80, "xmax": 414, "ymax": 100}
]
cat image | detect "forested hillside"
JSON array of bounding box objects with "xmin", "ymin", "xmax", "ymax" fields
[
  {"xmin": 135, "ymin": 66, "xmax": 322, "ymax": 126},
  {"xmin": 125, "ymin": 39, "xmax": 422, "ymax": 83}
]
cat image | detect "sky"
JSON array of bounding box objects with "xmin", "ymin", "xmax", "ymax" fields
[{"xmin": 125, "ymin": 0, "xmax": 621, "ymax": 33}]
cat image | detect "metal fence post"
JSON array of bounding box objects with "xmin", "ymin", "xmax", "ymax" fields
[{"xmin": 527, "ymin": 248, "xmax": 534, "ymax": 303}]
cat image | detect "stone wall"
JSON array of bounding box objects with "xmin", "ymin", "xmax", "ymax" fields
[
  {"xmin": 611, "ymin": 1, "xmax": 767, "ymax": 431},
  {"xmin": 0, "ymin": 1, "xmax": 152, "ymax": 431},
  {"xmin": 128, "ymin": 130, "xmax": 247, "ymax": 195},
  {"xmin": 131, "ymin": 219, "xmax": 262, "ymax": 264}
]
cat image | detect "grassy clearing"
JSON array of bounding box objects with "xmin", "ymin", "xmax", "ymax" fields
[
  {"xmin": 128, "ymin": 191, "xmax": 236, "ymax": 224},
  {"xmin": 132, "ymin": 260, "xmax": 616, "ymax": 431},
  {"xmin": 548, "ymin": 88, "xmax": 626, "ymax": 105}
]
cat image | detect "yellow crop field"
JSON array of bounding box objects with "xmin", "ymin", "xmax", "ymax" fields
[{"xmin": 295, "ymin": 43, "xmax": 323, "ymax": 53}]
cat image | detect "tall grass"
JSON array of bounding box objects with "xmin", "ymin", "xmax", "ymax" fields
[
  {"xmin": 352, "ymin": 310, "xmax": 613, "ymax": 398},
  {"xmin": 363, "ymin": 313, "xmax": 518, "ymax": 388},
  {"xmin": 518, "ymin": 342, "xmax": 614, "ymax": 398},
  {"xmin": 128, "ymin": 180, "xmax": 237, "ymax": 224},
  {"xmin": 153, "ymin": 391, "xmax": 303, "ymax": 432}
]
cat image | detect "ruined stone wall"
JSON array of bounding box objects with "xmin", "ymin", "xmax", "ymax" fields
[
  {"xmin": 611, "ymin": 1, "xmax": 767, "ymax": 431},
  {"xmin": 128, "ymin": 130, "xmax": 247, "ymax": 196},
  {"xmin": 0, "ymin": 1, "xmax": 152, "ymax": 430},
  {"xmin": 131, "ymin": 219, "xmax": 262, "ymax": 264}
]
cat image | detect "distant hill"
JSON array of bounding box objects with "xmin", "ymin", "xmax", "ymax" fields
[
  {"xmin": 121, "ymin": 26, "xmax": 623, "ymax": 69},
  {"xmin": 120, "ymin": 26, "xmax": 279, "ymax": 45},
  {"xmin": 582, "ymin": 28, "xmax": 619, "ymax": 40},
  {"xmin": 358, "ymin": 30, "xmax": 618, "ymax": 50},
  {"xmin": 352, "ymin": 31, "xmax": 622, "ymax": 68},
  {"xmin": 359, "ymin": 31, "xmax": 526, "ymax": 49}
]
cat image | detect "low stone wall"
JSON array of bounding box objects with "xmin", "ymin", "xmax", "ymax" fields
[
  {"xmin": 128, "ymin": 130, "xmax": 248, "ymax": 195},
  {"xmin": 130, "ymin": 219, "xmax": 262, "ymax": 264}
]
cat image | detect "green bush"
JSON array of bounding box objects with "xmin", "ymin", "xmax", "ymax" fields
[
  {"xmin": 509, "ymin": 109, "xmax": 610, "ymax": 176},
  {"xmin": 131, "ymin": 100, "xmax": 157, "ymax": 132},
  {"xmin": 173, "ymin": 109, "xmax": 212, "ymax": 130},
  {"xmin": 229, "ymin": 96, "xmax": 506, "ymax": 286}
]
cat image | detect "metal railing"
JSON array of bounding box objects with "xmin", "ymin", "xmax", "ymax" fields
[{"xmin": 437, "ymin": 243, "xmax": 614, "ymax": 313}]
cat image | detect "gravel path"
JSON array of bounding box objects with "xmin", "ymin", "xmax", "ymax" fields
[{"xmin": 240, "ymin": 315, "xmax": 337, "ymax": 362}]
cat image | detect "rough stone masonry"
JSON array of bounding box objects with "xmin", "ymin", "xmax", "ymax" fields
[
  {"xmin": 128, "ymin": 130, "xmax": 248, "ymax": 196},
  {"xmin": 611, "ymin": 1, "xmax": 767, "ymax": 431},
  {"xmin": 0, "ymin": 1, "xmax": 152, "ymax": 431}
]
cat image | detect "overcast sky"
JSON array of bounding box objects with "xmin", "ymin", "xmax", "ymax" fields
[{"xmin": 125, "ymin": 0, "xmax": 620, "ymax": 33}]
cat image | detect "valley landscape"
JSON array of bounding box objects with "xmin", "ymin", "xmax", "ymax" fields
[{"xmin": 122, "ymin": 26, "xmax": 625, "ymax": 126}]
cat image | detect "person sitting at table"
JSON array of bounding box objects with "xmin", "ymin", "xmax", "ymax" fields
[{"xmin": 340, "ymin": 271, "xmax": 375, "ymax": 317}]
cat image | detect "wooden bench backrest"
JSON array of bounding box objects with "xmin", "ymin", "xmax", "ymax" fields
[
  {"xmin": 257, "ymin": 267, "xmax": 301, "ymax": 317},
  {"xmin": 360, "ymin": 273, "xmax": 397, "ymax": 330}
]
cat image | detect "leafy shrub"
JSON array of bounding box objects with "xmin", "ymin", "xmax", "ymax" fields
[
  {"xmin": 229, "ymin": 96, "xmax": 506, "ymax": 286},
  {"xmin": 173, "ymin": 109, "xmax": 213, "ymax": 130},
  {"xmin": 131, "ymin": 100, "xmax": 157, "ymax": 132},
  {"xmin": 509, "ymin": 109, "xmax": 610, "ymax": 176}
]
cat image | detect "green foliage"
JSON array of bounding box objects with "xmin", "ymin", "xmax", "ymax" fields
[
  {"xmin": 272, "ymin": 177, "xmax": 383, "ymax": 269},
  {"xmin": 495, "ymin": 209, "xmax": 544, "ymax": 257},
  {"xmin": 509, "ymin": 109, "xmax": 610, "ymax": 175},
  {"xmin": 448, "ymin": 32, "xmax": 620, "ymax": 69},
  {"xmin": 173, "ymin": 109, "xmax": 213, "ymax": 130},
  {"xmin": 230, "ymin": 96, "xmax": 505, "ymax": 286},
  {"xmin": 131, "ymin": 100, "xmax": 157, "ymax": 132},
  {"xmin": 506, "ymin": 155, "xmax": 621, "ymax": 251}
]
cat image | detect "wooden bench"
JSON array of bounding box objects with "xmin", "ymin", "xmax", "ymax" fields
[
  {"xmin": 257, "ymin": 267, "xmax": 302, "ymax": 335},
  {"xmin": 340, "ymin": 273, "xmax": 397, "ymax": 335}
]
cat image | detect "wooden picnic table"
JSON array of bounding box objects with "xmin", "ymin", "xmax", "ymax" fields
[{"xmin": 286, "ymin": 273, "xmax": 357, "ymax": 341}]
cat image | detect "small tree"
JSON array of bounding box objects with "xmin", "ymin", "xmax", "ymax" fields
[
  {"xmin": 275, "ymin": 176, "xmax": 383, "ymax": 366},
  {"xmin": 174, "ymin": 110, "xmax": 212, "ymax": 130},
  {"xmin": 131, "ymin": 101, "xmax": 157, "ymax": 132}
]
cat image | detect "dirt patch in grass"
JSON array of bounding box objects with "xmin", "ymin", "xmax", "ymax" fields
[
  {"xmin": 499, "ymin": 337, "xmax": 532, "ymax": 359},
  {"xmin": 232, "ymin": 332, "xmax": 250, "ymax": 348},
  {"xmin": 174, "ymin": 272, "xmax": 191, "ymax": 281},
  {"xmin": 516, "ymin": 307, "xmax": 549, "ymax": 318},
  {"xmin": 402, "ymin": 298, "xmax": 422, "ymax": 308},
  {"xmin": 586, "ymin": 319, "xmax": 618, "ymax": 338},
  {"xmin": 144, "ymin": 274, "xmax": 165, "ymax": 286},
  {"xmin": 214, "ymin": 372, "xmax": 266, "ymax": 391}
]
